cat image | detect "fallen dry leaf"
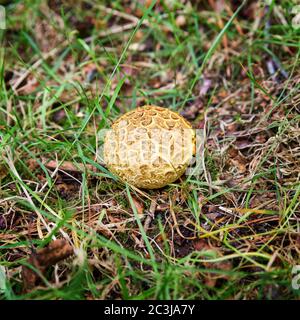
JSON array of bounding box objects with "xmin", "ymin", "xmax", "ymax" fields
[
  {"xmin": 132, "ymin": 197, "xmax": 144, "ymax": 216},
  {"xmin": 193, "ymin": 239, "xmax": 232, "ymax": 287},
  {"xmin": 22, "ymin": 239, "xmax": 73, "ymax": 291}
]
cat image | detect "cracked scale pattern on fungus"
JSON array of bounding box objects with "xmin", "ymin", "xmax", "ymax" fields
[{"xmin": 103, "ymin": 105, "xmax": 196, "ymax": 189}]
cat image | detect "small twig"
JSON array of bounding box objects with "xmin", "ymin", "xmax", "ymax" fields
[
  {"xmin": 139, "ymin": 199, "xmax": 157, "ymax": 248},
  {"xmin": 85, "ymin": 22, "xmax": 138, "ymax": 43},
  {"xmin": 42, "ymin": 158, "xmax": 99, "ymax": 173},
  {"xmin": 96, "ymin": 4, "xmax": 150, "ymax": 26}
]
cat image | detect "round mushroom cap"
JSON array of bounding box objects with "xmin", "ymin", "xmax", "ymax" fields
[{"xmin": 103, "ymin": 105, "xmax": 195, "ymax": 189}]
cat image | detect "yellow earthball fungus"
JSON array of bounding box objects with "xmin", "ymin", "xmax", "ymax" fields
[{"xmin": 103, "ymin": 105, "xmax": 195, "ymax": 189}]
